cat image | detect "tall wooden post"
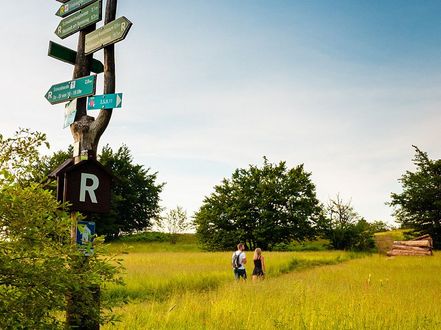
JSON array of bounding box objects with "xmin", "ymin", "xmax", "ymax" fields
[
  {"xmin": 66, "ymin": 1, "xmax": 118, "ymax": 328},
  {"xmin": 70, "ymin": 1, "xmax": 117, "ymax": 161},
  {"xmin": 45, "ymin": 0, "xmax": 130, "ymax": 327}
]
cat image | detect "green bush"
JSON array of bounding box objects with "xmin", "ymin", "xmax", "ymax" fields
[{"xmin": 272, "ymin": 240, "xmax": 328, "ymax": 251}]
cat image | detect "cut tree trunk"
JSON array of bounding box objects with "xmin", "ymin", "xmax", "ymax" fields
[
  {"xmin": 393, "ymin": 240, "xmax": 432, "ymax": 248},
  {"xmin": 392, "ymin": 244, "xmax": 431, "ymax": 252},
  {"xmin": 387, "ymin": 249, "xmax": 432, "ymax": 256}
]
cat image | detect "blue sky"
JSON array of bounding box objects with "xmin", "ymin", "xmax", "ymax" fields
[{"xmin": 1, "ymin": 1, "xmax": 441, "ymax": 224}]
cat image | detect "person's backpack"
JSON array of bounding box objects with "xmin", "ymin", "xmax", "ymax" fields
[{"xmin": 232, "ymin": 252, "xmax": 242, "ymax": 269}]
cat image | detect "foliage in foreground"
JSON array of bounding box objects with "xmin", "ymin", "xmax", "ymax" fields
[
  {"xmin": 195, "ymin": 157, "xmax": 322, "ymax": 251},
  {"xmin": 390, "ymin": 146, "xmax": 441, "ymax": 248},
  {"xmin": 0, "ymin": 129, "xmax": 123, "ymax": 329}
]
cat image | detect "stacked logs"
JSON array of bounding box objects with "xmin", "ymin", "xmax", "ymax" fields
[{"xmin": 387, "ymin": 234, "xmax": 433, "ymax": 256}]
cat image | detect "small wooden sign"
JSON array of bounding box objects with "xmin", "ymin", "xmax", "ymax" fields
[
  {"xmin": 64, "ymin": 159, "xmax": 112, "ymax": 213},
  {"xmin": 50, "ymin": 159, "xmax": 112, "ymax": 213}
]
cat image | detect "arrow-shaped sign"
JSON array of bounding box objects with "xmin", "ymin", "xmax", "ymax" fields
[
  {"xmin": 87, "ymin": 93, "xmax": 122, "ymax": 110},
  {"xmin": 56, "ymin": 0, "xmax": 97, "ymax": 18},
  {"xmin": 45, "ymin": 75, "xmax": 97, "ymax": 105},
  {"xmin": 48, "ymin": 41, "xmax": 104, "ymax": 74},
  {"xmin": 85, "ymin": 16, "xmax": 132, "ymax": 55},
  {"xmin": 55, "ymin": 1, "xmax": 102, "ymax": 39}
]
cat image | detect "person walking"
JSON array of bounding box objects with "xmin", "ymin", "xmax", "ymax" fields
[
  {"xmin": 232, "ymin": 243, "xmax": 247, "ymax": 280},
  {"xmin": 252, "ymin": 248, "xmax": 266, "ymax": 280}
]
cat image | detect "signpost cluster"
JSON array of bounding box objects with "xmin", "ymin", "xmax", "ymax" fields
[
  {"xmin": 46, "ymin": 0, "xmax": 132, "ymax": 327},
  {"xmin": 47, "ymin": 0, "xmax": 131, "ymax": 128}
]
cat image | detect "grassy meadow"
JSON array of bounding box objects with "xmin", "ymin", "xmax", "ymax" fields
[{"xmin": 102, "ymin": 235, "xmax": 441, "ymax": 329}]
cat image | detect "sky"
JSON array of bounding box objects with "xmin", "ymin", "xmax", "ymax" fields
[{"xmin": 1, "ymin": 1, "xmax": 441, "ymax": 225}]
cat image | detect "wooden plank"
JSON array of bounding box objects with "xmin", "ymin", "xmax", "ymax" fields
[{"xmin": 414, "ymin": 234, "xmax": 432, "ymax": 241}]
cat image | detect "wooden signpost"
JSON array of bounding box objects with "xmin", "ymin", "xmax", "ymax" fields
[{"xmin": 46, "ymin": 0, "xmax": 132, "ymax": 326}]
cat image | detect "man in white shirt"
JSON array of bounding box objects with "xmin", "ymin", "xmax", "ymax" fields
[{"xmin": 232, "ymin": 243, "xmax": 247, "ymax": 280}]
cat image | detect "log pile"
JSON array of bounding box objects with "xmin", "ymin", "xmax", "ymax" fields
[{"xmin": 387, "ymin": 234, "xmax": 433, "ymax": 256}]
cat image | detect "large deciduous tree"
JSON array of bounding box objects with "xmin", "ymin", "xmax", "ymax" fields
[
  {"xmin": 390, "ymin": 146, "xmax": 441, "ymax": 248},
  {"xmin": 39, "ymin": 144, "xmax": 164, "ymax": 240},
  {"xmin": 194, "ymin": 157, "xmax": 322, "ymax": 250}
]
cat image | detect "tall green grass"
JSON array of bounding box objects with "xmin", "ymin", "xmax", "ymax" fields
[
  {"xmin": 102, "ymin": 248, "xmax": 356, "ymax": 328},
  {"xmin": 105, "ymin": 249, "xmax": 353, "ymax": 302},
  {"xmin": 104, "ymin": 253, "xmax": 441, "ymax": 329}
]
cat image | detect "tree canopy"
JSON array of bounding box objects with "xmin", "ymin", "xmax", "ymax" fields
[
  {"xmin": 390, "ymin": 146, "xmax": 441, "ymax": 248},
  {"xmin": 194, "ymin": 157, "xmax": 322, "ymax": 251},
  {"xmin": 90, "ymin": 145, "xmax": 164, "ymax": 239},
  {"xmin": 39, "ymin": 144, "xmax": 164, "ymax": 240}
]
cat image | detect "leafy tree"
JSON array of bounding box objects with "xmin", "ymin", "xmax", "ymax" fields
[
  {"xmin": 351, "ymin": 219, "xmax": 376, "ymax": 251},
  {"xmin": 194, "ymin": 157, "xmax": 322, "ymax": 251},
  {"xmin": 390, "ymin": 146, "xmax": 441, "ymax": 248},
  {"xmin": 38, "ymin": 144, "xmax": 164, "ymax": 240},
  {"xmin": 0, "ymin": 128, "xmax": 49, "ymax": 186},
  {"xmin": 369, "ymin": 220, "xmax": 391, "ymax": 233},
  {"xmin": 156, "ymin": 206, "xmax": 193, "ymax": 244},
  {"xmin": 90, "ymin": 145, "xmax": 164, "ymax": 240},
  {"xmin": 319, "ymin": 195, "xmax": 375, "ymax": 251},
  {"xmin": 0, "ymin": 129, "xmax": 123, "ymax": 329},
  {"xmin": 34, "ymin": 145, "xmax": 74, "ymax": 185}
]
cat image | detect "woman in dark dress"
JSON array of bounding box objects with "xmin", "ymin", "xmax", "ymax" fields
[{"xmin": 252, "ymin": 248, "xmax": 266, "ymax": 280}]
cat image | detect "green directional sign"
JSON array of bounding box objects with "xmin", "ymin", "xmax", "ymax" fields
[
  {"xmin": 56, "ymin": 0, "xmax": 97, "ymax": 18},
  {"xmin": 85, "ymin": 16, "xmax": 132, "ymax": 55},
  {"xmin": 48, "ymin": 41, "xmax": 104, "ymax": 73},
  {"xmin": 45, "ymin": 75, "xmax": 97, "ymax": 105},
  {"xmin": 87, "ymin": 93, "xmax": 122, "ymax": 110},
  {"xmin": 55, "ymin": 1, "xmax": 102, "ymax": 39}
]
